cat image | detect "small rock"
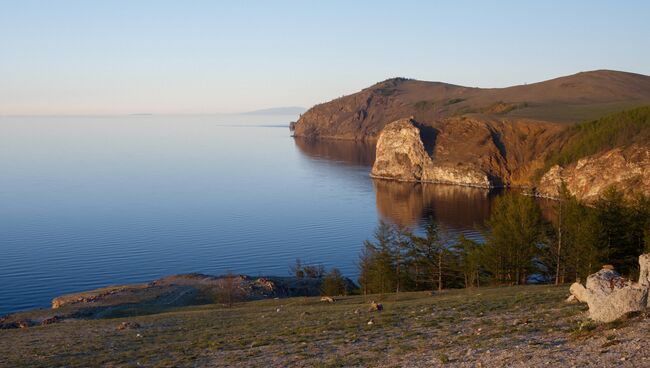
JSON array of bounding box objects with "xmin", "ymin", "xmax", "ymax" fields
[
  {"xmin": 369, "ymin": 301, "xmax": 383, "ymax": 312},
  {"xmin": 276, "ymin": 308, "xmax": 281, "ymax": 313},
  {"xmin": 117, "ymin": 321, "xmax": 141, "ymax": 330},
  {"xmin": 41, "ymin": 316, "xmax": 62, "ymax": 325},
  {"xmin": 17, "ymin": 320, "xmax": 33, "ymax": 329},
  {"xmin": 320, "ymin": 296, "xmax": 335, "ymax": 303}
]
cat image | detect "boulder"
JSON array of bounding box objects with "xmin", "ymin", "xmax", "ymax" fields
[{"xmin": 569, "ymin": 259, "xmax": 649, "ymax": 323}]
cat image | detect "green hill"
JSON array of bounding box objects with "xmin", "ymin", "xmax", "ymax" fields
[{"xmin": 539, "ymin": 105, "xmax": 650, "ymax": 177}]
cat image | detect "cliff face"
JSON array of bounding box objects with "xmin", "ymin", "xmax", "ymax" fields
[
  {"xmin": 537, "ymin": 145, "xmax": 650, "ymax": 202},
  {"xmin": 371, "ymin": 118, "xmax": 563, "ymax": 188},
  {"xmin": 299, "ymin": 70, "xmax": 650, "ymax": 198}
]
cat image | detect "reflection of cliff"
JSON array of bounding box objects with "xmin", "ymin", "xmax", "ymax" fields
[
  {"xmin": 293, "ymin": 137, "xmax": 376, "ymax": 166},
  {"xmin": 373, "ymin": 179, "xmax": 497, "ymax": 227}
]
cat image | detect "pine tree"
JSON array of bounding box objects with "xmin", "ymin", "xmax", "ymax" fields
[
  {"xmin": 409, "ymin": 218, "xmax": 452, "ymax": 291},
  {"xmin": 483, "ymin": 193, "xmax": 546, "ymax": 285},
  {"xmin": 453, "ymin": 234, "xmax": 482, "ymax": 288},
  {"xmin": 358, "ymin": 221, "xmax": 397, "ymax": 294}
]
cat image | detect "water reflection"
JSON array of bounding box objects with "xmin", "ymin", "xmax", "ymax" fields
[
  {"xmin": 293, "ymin": 137, "xmax": 376, "ymax": 166},
  {"xmin": 373, "ymin": 179, "xmax": 499, "ymax": 228},
  {"xmin": 293, "ymin": 136, "xmax": 499, "ymax": 232}
]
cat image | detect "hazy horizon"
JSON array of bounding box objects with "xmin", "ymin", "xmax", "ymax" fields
[{"xmin": 2, "ymin": 0, "xmax": 650, "ymax": 115}]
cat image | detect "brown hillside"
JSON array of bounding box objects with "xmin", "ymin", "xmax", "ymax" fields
[
  {"xmin": 293, "ymin": 70, "xmax": 650, "ymax": 141},
  {"xmin": 294, "ymin": 70, "xmax": 650, "ymax": 188}
]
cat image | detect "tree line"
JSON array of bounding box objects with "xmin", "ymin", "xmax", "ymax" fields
[{"xmin": 358, "ymin": 186, "xmax": 650, "ymax": 294}]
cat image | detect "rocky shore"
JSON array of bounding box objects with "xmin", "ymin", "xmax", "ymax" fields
[{"xmin": 1, "ymin": 273, "xmax": 355, "ymax": 330}]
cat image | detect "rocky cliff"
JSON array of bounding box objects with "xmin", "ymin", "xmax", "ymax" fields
[
  {"xmin": 298, "ymin": 70, "xmax": 650, "ymax": 198},
  {"xmin": 537, "ymin": 145, "xmax": 650, "ymax": 202},
  {"xmin": 370, "ymin": 117, "xmax": 563, "ymax": 188}
]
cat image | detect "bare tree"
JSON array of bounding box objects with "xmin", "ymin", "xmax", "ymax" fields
[{"xmin": 213, "ymin": 272, "xmax": 246, "ymax": 308}]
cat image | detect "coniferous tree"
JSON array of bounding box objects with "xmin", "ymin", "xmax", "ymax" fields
[
  {"xmin": 409, "ymin": 218, "xmax": 452, "ymax": 291},
  {"xmin": 358, "ymin": 221, "xmax": 397, "ymax": 294},
  {"xmin": 595, "ymin": 187, "xmax": 636, "ymax": 275},
  {"xmin": 453, "ymin": 233, "xmax": 482, "ymax": 288},
  {"xmin": 483, "ymin": 193, "xmax": 546, "ymax": 284}
]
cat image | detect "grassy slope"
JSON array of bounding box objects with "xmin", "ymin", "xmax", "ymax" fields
[
  {"xmin": 538, "ymin": 105, "xmax": 650, "ymax": 177},
  {"xmin": 1, "ymin": 285, "xmax": 590, "ymax": 367}
]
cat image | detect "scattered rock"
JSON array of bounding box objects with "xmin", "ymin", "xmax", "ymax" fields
[
  {"xmin": 17, "ymin": 320, "xmax": 34, "ymax": 329},
  {"xmin": 320, "ymin": 296, "xmax": 335, "ymax": 303},
  {"xmin": 369, "ymin": 301, "xmax": 383, "ymax": 312},
  {"xmin": 40, "ymin": 316, "xmax": 62, "ymax": 325},
  {"xmin": 117, "ymin": 321, "xmax": 141, "ymax": 330}
]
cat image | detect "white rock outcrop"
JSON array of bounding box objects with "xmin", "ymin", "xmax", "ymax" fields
[
  {"xmin": 371, "ymin": 118, "xmax": 494, "ymax": 188},
  {"xmin": 569, "ymin": 256, "xmax": 650, "ymax": 322}
]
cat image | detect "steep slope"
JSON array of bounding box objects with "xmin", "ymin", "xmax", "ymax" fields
[
  {"xmin": 370, "ymin": 117, "xmax": 564, "ymax": 188},
  {"xmin": 536, "ymin": 106, "xmax": 650, "ymax": 201},
  {"xmin": 293, "ymin": 70, "xmax": 650, "ymax": 141}
]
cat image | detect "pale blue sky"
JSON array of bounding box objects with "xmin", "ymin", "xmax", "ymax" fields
[{"xmin": 1, "ymin": 0, "xmax": 649, "ymax": 115}]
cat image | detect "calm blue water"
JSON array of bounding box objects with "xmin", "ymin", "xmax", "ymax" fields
[{"xmin": 0, "ymin": 115, "xmax": 495, "ymax": 314}]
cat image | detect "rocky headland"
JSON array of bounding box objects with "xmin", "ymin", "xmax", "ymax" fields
[{"xmin": 293, "ymin": 70, "xmax": 650, "ymax": 201}]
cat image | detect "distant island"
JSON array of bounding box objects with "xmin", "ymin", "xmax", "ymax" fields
[{"xmin": 242, "ymin": 106, "xmax": 306, "ymax": 115}]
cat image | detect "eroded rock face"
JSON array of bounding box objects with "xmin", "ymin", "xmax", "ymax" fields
[
  {"xmin": 569, "ymin": 255, "xmax": 650, "ymax": 322},
  {"xmin": 371, "ymin": 118, "xmax": 430, "ymax": 181},
  {"xmin": 538, "ymin": 145, "xmax": 650, "ymax": 202},
  {"xmin": 371, "ymin": 118, "xmax": 496, "ymax": 188}
]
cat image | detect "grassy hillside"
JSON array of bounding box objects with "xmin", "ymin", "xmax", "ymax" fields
[
  {"xmin": 294, "ymin": 70, "xmax": 650, "ymax": 141},
  {"xmin": 0, "ymin": 285, "xmax": 593, "ymax": 367},
  {"xmin": 539, "ymin": 105, "xmax": 650, "ymax": 176}
]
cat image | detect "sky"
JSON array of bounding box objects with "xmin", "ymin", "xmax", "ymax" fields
[{"xmin": 1, "ymin": 0, "xmax": 649, "ymax": 115}]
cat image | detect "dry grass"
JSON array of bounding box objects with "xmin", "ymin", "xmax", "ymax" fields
[{"xmin": 0, "ymin": 284, "xmax": 593, "ymax": 367}]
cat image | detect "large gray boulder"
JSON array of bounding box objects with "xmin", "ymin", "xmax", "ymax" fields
[{"xmin": 569, "ymin": 257, "xmax": 650, "ymax": 323}]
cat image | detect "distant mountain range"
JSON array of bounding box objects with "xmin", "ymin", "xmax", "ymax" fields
[{"xmin": 242, "ymin": 106, "xmax": 306, "ymax": 115}]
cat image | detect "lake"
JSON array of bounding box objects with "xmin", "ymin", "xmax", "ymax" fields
[{"xmin": 0, "ymin": 114, "xmax": 498, "ymax": 314}]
